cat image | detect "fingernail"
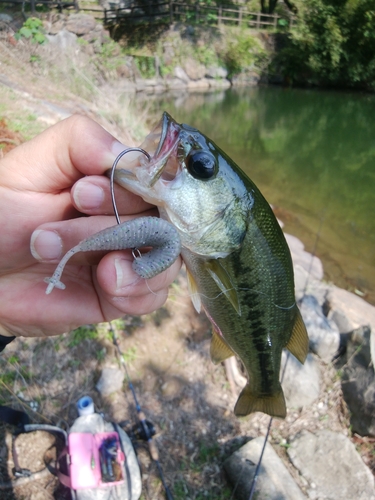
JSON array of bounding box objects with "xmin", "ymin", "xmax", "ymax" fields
[
  {"xmin": 73, "ymin": 180, "xmax": 104, "ymax": 211},
  {"xmin": 30, "ymin": 230, "xmax": 63, "ymax": 261},
  {"xmin": 111, "ymin": 140, "xmax": 143, "ymax": 166},
  {"xmin": 112, "ymin": 140, "xmax": 129, "ymax": 158}
]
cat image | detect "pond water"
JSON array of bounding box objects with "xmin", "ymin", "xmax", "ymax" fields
[{"xmin": 132, "ymin": 86, "xmax": 375, "ymax": 305}]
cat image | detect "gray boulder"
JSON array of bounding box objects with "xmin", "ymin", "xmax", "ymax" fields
[
  {"xmin": 299, "ymin": 295, "xmax": 340, "ymax": 362},
  {"xmin": 46, "ymin": 30, "xmax": 77, "ymax": 50},
  {"xmin": 96, "ymin": 367, "xmax": 124, "ymax": 396},
  {"xmin": 285, "ymin": 233, "xmax": 324, "ymax": 282},
  {"xmin": 0, "ymin": 14, "xmax": 13, "ymax": 23},
  {"xmin": 224, "ymin": 436, "xmax": 306, "ymax": 500},
  {"xmin": 206, "ymin": 65, "xmax": 228, "ymax": 79},
  {"xmin": 174, "ymin": 66, "xmax": 190, "ymax": 83},
  {"xmin": 327, "ymin": 285, "xmax": 375, "ymax": 366},
  {"xmin": 183, "ymin": 57, "xmax": 206, "ymax": 81},
  {"xmin": 341, "ymin": 326, "xmax": 375, "ymax": 436},
  {"xmin": 65, "ymin": 14, "xmax": 96, "ymax": 36},
  {"xmin": 281, "ymin": 352, "xmax": 320, "ymax": 409},
  {"xmin": 287, "ymin": 430, "xmax": 375, "ymax": 499}
]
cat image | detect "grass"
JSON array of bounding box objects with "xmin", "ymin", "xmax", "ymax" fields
[{"xmin": 68, "ymin": 324, "xmax": 99, "ymax": 347}]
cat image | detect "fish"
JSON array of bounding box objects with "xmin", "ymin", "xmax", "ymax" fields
[{"xmin": 111, "ymin": 112, "xmax": 309, "ymax": 419}]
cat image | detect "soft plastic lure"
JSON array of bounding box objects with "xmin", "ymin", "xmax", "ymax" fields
[{"xmin": 44, "ymin": 216, "xmax": 181, "ymax": 294}]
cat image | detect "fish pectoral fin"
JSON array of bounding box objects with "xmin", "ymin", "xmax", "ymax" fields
[
  {"xmin": 205, "ymin": 260, "xmax": 241, "ymax": 316},
  {"xmin": 186, "ymin": 269, "xmax": 201, "ymax": 313},
  {"xmin": 234, "ymin": 385, "xmax": 287, "ymax": 419},
  {"xmin": 210, "ymin": 329, "xmax": 236, "ymax": 364},
  {"xmin": 285, "ymin": 307, "xmax": 309, "ymax": 364}
]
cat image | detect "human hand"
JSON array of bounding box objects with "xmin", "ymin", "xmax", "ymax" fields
[{"xmin": 0, "ymin": 115, "xmax": 181, "ymax": 338}]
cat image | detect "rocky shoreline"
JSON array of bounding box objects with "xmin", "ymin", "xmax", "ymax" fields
[
  {"xmin": 1, "ymin": 12, "xmax": 260, "ymax": 92},
  {"xmin": 223, "ymin": 226, "xmax": 375, "ymax": 499}
]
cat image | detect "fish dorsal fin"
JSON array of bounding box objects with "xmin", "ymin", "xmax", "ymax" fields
[
  {"xmin": 210, "ymin": 328, "xmax": 235, "ymax": 364},
  {"xmin": 186, "ymin": 269, "xmax": 201, "ymax": 313},
  {"xmin": 205, "ymin": 260, "xmax": 241, "ymax": 316},
  {"xmin": 285, "ymin": 307, "xmax": 309, "ymax": 364}
]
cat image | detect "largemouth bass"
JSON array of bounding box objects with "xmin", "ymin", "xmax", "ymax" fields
[
  {"xmin": 44, "ymin": 113, "xmax": 308, "ymax": 418},
  {"xmin": 112, "ymin": 112, "xmax": 309, "ymax": 419}
]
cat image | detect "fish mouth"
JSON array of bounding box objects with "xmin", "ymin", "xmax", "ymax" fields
[
  {"xmin": 138, "ymin": 111, "xmax": 181, "ymax": 187},
  {"xmin": 110, "ymin": 112, "xmax": 182, "ymax": 203}
]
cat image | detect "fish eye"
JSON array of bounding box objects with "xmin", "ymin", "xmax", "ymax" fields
[{"xmin": 187, "ymin": 150, "xmax": 217, "ymax": 180}]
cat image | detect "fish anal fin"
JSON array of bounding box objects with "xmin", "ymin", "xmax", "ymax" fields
[
  {"xmin": 234, "ymin": 385, "xmax": 287, "ymax": 419},
  {"xmin": 210, "ymin": 329, "xmax": 235, "ymax": 364},
  {"xmin": 285, "ymin": 307, "xmax": 309, "ymax": 364},
  {"xmin": 186, "ymin": 269, "xmax": 201, "ymax": 313},
  {"xmin": 205, "ymin": 260, "xmax": 241, "ymax": 315}
]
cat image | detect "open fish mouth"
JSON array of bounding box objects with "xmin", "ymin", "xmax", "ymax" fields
[
  {"xmin": 111, "ymin": 112, "xmax": 183, "ymax": 192},
  {"xmin": 138, "ymin": 112, "xmax": 182, "ymax": 186}
]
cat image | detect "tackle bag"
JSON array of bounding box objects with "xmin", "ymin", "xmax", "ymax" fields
[{"xmin": 58, "ymin": 412, "xmax": 142, "ymax": 500}]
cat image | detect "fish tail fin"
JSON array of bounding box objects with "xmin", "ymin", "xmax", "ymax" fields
[{"xmin": 234, "ymin": 384, "xmax": 286, "ymax": 419}]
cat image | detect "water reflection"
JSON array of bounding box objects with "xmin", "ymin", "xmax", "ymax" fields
[{"xmin": 131, "ymin": 87, "xmax": 375, "ymax": 304}]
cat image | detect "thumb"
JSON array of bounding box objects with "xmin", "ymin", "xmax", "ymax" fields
[{"xmin": 1, "ymin": 114, "xmax": 128, "ymax": 192}]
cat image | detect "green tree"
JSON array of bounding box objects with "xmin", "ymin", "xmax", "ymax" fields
[
  {"xmin": 276, "ymin": 0, "xmax": 375, "ymax": 90},
  {"xmin": 260, "ymin": 0, "xmax": 297, "ymax": 14}
]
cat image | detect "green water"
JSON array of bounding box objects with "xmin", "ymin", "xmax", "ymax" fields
[{"xmin": 133, "ymin": 86, "xmax": 375, "ymax": 305}]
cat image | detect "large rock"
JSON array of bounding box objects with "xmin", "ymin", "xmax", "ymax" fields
[
  {"xmin": 206, "ymin": 65, "xmax": 228, "ymax": 79},
  {"xmin": 187, "ymin": 78, "xmax": 210, "ymax": 90},
  {"xmin": 66, "ymin": 14, "xmax": 96, "ymax": 36},
  {"xmin": 285, "ymin": 234, "xmax": 323, "ymax": 281},
  {"xmin": 327, "ymin": 285, "xmax": 375, "ymax": 366},
  {"xmin": 341, "ymin": 326, "xmax": 375, "ymax": 436},
  {"xmin": 287, "ymin": 430, "xmax": 375, "ymax": 500},
  {"xmin": 183, "ymin": 57, "xmax": 206, "ymax": 81},
  {"xmin": 299, "ymin": 295, "xmax": 340, "ymax": 362},
  {"xmin": 46, "ymin": 30, "xmax": 77, "ymax": 50},
  {"xmin": 284, "ymin": 233, "xmax": 324, "ymax": 301},
  {"xmin": 174, "ymin": 66, "xmax": 190, "ymax": 83},
  {"xmin": 224, "ymin": 437, "xmax": 306, "ymax": 500},
  {"xmin": 281, "ymin": 352, "xmax": 320, "ymax": 409},
  {"xmin": 96, "ymin": 367, "xmax": 124, "ymax": 396}
]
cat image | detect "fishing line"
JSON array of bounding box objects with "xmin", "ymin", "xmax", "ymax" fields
[
  {"xmin": 246, "ymin": 351, "xmax": 290, "ymax": 500},
  {"xmin": 301, "ymin": 209, "xmax": 327, "ymax": 298},
  {"xmin": 108, "ymin": 321, "xmax": 174, "ymax": 500},
  {"xmin": 144, "ymin": 276, "xmax": 296, "ymax": 313}
]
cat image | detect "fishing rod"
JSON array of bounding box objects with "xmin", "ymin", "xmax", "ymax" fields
[{"xmin": 108, "ymin": 322, "xmax": 174, "ymax": 500}]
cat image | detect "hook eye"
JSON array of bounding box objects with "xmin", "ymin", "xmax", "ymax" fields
[{"xmin": 110, "ymin": 147, "xmax": 151, "ymax": 225}]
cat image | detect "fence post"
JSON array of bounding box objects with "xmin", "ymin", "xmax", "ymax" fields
[
  {"xmin": 238, "ymin": 7, "xmax": 242, "ymax": 26},
  {"xmin": 274, "ymin": 14, "xmax": 278, "ymax": 29},
  {"xmin": 256, "ymin": 11, "xmax": 260, "ymax": 29},
  {"xmin": 195, "ymin": 2, "xmax": 199, "ymax": 23},
  {"xmin": 218, "ymin": 5, "xmax": 222, "ymax": 26},
  {"xmin": 170, "ymin": 0, "xmax": 173, "ymax": 23}
]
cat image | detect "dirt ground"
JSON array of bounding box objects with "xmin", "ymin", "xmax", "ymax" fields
[
  {"xmin": 0, "ymin": 269, "xmax": 356, "ymax": 500},
  {"xmin": 0, "ymin": 27, "xmax": 374, "ymax": 500}
]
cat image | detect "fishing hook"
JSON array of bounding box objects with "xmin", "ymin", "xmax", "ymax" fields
[{"xmin": 110, "ymin": 147, "xmax": 151, "ymax": 226}]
